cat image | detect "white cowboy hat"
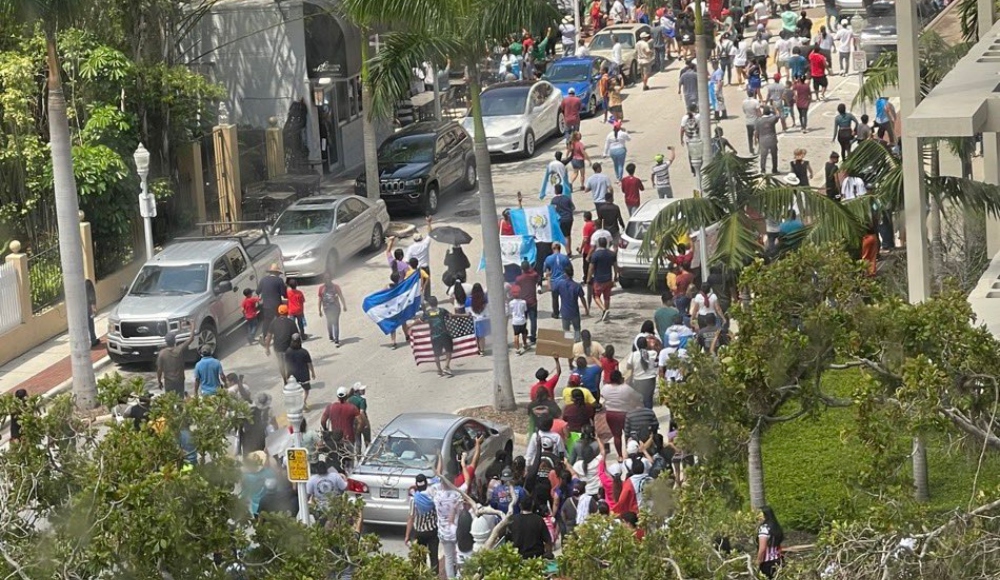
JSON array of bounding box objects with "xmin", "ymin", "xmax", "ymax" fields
[{"xmin": 783, "ymin": 173, "xmax": 801, "ymax": 186}]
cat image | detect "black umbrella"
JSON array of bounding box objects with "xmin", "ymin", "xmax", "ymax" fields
[{"xmin": 429, "ymin": 226, "xmax": 473, "ymax": 245}]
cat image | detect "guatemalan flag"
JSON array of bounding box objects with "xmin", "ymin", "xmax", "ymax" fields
[
  {"xmin": 478, "ymin": 235, "xmax": 537, "ymax": 271},
  {"xmin": 362, "ymin": 271, "xmax": 422, "ymax": 334},
  {"xmin": 509, "ymin": 206, "xmax": 567, "ymax": 246},
  {"xmin": 539, "ymin": 163, "xmax": 573, "ymax": 201}
]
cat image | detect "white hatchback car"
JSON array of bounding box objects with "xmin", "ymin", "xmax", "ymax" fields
[
  {"xmin": 462, "ymin": 80, "xmax": 565, "ymax": 158},
  {"xmin": 617, "ymin": 198, "xmax": 717, "ymax": 288}
]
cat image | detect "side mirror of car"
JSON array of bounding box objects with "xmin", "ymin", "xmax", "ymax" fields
[{"xmin": 214, "ymin": 280, "xmax": 233, "ymax": 295}]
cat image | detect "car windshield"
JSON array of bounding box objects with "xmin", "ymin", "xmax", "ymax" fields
[
  {"xmin": 272, "ymin": 209, "xmax": 335, "ymax": 235},
  {"xmin": 590, "ymin": 32, "xmax": 635, "ymax": 50},
  {"xmin": 544, "ymin": 63, "xmax": 590, "ymax": 82},
  {"xmin": 380, "ymin": 135, "xmax": 435, "ymax": 163},
  {"xmin": 363, "ymin": 432, "xmax": 441, "ymax": 469},
  {"xmin": 479, "ymin": 88, "xmax": 529, "ymax": 116},
  {"xmin": 129, "ymin": 264, "xmax": 208, "ymax": 296}
]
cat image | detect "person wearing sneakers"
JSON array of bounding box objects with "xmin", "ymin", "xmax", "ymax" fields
[
  {"xmin": 321, "ymin": 386, "xmax": 361, "ymax": 444},
  {"xmin": 194, "ymin": 344, "xmax": 227, "ymax": 398},
  {"xmin": 348, "ymin": 382, "xmax": 371, "ymax": 451},
  {"xmin": 651, "ymin": 149, "xmax": 676, "ymax": 199},
  {"xmin": 636, "ymin": 31, "xmax": 654, "ymax": 90},
  {"xmin": 284, "ymin": 334, "xmax": 315, "ymax": 406},
  {"xmin": 587, "ymin": 237, "xmax": 619, "ymax": 323},
  {"xmin": 509, "ymin": 286, "xmax": 529, "ymax": 355},
  {"xmin": 263, "ymin": 304, "xmax": 299, "ymax": 381}
]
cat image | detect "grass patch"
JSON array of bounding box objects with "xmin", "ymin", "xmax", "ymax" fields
[{"xmin": 761, "ymin": 369, "xmax": 1000, "ymax": 532}]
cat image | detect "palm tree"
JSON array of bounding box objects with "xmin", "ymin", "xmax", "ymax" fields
[
  {"xmin": 1, "ymin": 0, "xmax": 98, "ymax": 409},
  {"xmin": 338, "ymin": 0, "xmax": 560, "ymax": 411},
  {"xmin": 640, "ymin": 151, "xmax": 863, "ymax": 281}
]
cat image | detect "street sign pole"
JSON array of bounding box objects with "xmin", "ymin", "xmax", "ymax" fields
[
  {"xmin": 852, "ymin": 50, "xmax": 868, "ymax": 116},
  {"xmin": 286, "ymin": 445, "xmax": 311, "ymax": 524}
]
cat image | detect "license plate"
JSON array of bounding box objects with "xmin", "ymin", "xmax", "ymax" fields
[{"xmin": 379, "ymin": 487, "xmax": 399, "ymax": 499}]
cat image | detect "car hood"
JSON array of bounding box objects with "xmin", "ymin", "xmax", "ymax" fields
[
  {"xmin": 462, "ymin": 116, "xmax": 525, "ymax": 138},
  {"xmin": 377, "ymin": 161, "xmax": 432, "ymax": 180},
  {"xmin": 862, "ymin": 19, "xmax": 897, "ymax": 36},
  {"xmin": 113, "ymin": 293, "xmax": 205, "ymax": 321},
  {"xmin": 551, "ymin": 80, "xmax": 593, "ymax": 99},
  {"xmin": 270, "ymin": 233, "xmax": 330, "ymax": 258}
]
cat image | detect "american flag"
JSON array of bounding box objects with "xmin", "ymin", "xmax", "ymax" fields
[{"xmin": 408, "ymin": 315, "xmax": 480, "ymax": 365}]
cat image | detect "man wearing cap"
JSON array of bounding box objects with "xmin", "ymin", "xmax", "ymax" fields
[
  {"xmin": 264, "ymin": 305, "xmax": 299, "ymax": 381},
  {"xmin": 284, "ymin": 334, "xmax": 315, "ymax": 406},
  {"xmin": 405, "ymin": 216, "xmax": 433, "ymax": 300},
  {"xmin": 256, "ymin": 264, "xmax": 286, "ymax": 341},
  {"xmin": 194, "ymin": 344, "xmax": 226, "ymax": 398},
  {"xmin": 321, "ymin": 387, "xmax": 361, "ymax": 443},
  {"xmin": 489, "ymin": 467, "xmax": 527, "ymax": 515},
  {"xmin": 348, "ymin": 382, "xmax": 370, "ymax": 450},
  {"xmin": 635, "ymin": 31, "xmax": 653, "ymax": 90},
  {"xmin": 558, "ymin": 15, "xmax": 576, "ymax": 56},
  {"xmin": 405, "ymin": 474, "xmax": 440, "ymax": 573},
  {"xmin": 156, "ymin": 319, "xmax": 194, "ymax": 396},
  {"xmin": 650, "ymin": 149, "xmax": 676, "ymax": 199},
  {"xmin": 559, "ymin": 88, "xmax": 582, "ymax": 141}
]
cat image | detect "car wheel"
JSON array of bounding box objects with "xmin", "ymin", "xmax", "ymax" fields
[
  {"xmin": 619, "ymin": 277, "xmax": 635, "ymax": 289},
  {"xmin": 423, "ymin": 183, "xmax": 440, "ymax": 214},
  {"xmin": 463, "ymin": 161, "xmax": 478, "ymax": 190},
  {"xmin": 630, "ymin": 60, "xmax": 638, "ymax": 85},
  {"xmin": 587, "ymin": 94, "xmax": 598, "ymax": 117},
  {"xmin": 556, "ymin": 111, "xmax": 566, "ymax": 136},
  {"xmin": 326, "ymin": 250, "xmax": 339, "ymax": 276},
  {"xmin": 369, "ymin": 223, "xmax": 384, "ymax": 251},
  {"xmin": 198, "ymin": 321, "xmax": 218, "ymax": 354},
  {"xmin": 522, "ymin": 130, "xmax": 536, "ymax": 158}
]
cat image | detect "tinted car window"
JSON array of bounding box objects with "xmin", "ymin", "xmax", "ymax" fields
[
  {"xmin": 380, "ymin": 134, "xmax": 435, "ymax": 163},
  {"xmin": 544, "ymin": 62, "xmax": 590, "ymax": 82},
  {"xmin": 273, "ymin": 209, "xmax": 335, "ymax": 235},
  {"xmin": 226, "ymin": 248, "xmax": 247, "ymax": 276},
  {"xmin": 212, "ymin": 258, "xmax": 231, "ymax": 284},
  {"xmin": 480, "ymin": 87, "xmax": 530, "ymax": 116},
  {"xmin": 342, "ymin": 198, "xmax": 367, "ymax": 219},
  {"xmin": 336, "ymin": 201, "xmax": 360, "ymax": 225}
]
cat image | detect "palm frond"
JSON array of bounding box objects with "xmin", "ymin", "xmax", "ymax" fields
[
  {"xmin": 840, "ymin": 140, "xmax": 902, "ymax": 186},
  {"xmin": 337, "ymin": 0, "xmax": 441, "ymax": 29},
  {"xmin": 366, "ymin": 30, "xmax": 463, "ymax": 120},
  {"xmin": 957, "ymin": 0, "xmax": 980, "ymax": 42},
  {"xmin": 931, "ymin": 176, "xmax": 1000, "ymax": 219},
  {"xmin": 853, "ymin": 51, "xmax": 898, "ymax": 108},
  {"xmin": 748, "ymin": 185, "xmax": 865, "ymax": 244},
  {"xmin": 709, "ymin": 213, "xmax": 763, "ymax": 273},
  {"xmin": 702, "ymin": 150, "xmax": 763, "ymax": 204},
  {"xmin": 473, "ymin": 0, "xmax": 561, "ymax": 44},
  {"xmin": 641, "ymin": 197, "xmax": 726, "ymax": 255}
]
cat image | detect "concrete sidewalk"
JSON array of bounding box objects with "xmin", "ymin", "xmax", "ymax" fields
[{"xmin": 0, "ymin": 310, "xmax": 115, "ymax": 398}]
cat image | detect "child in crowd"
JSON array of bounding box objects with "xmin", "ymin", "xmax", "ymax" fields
[
  {"xmin": 241, "ymin": 288, "xmax": 261, "ymax": 345},
  {"xmin": 509, "ymin": 286, "xmax": 529, "ymax": 355},
  {"xmin": 286, "ymin": 278, "xmax": 307, "ymax": 339}
]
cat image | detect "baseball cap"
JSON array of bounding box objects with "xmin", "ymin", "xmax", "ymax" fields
[
  {"xmin": 353, "ymin": 381, "xmax": 367, "ymax": 392},
  {"xmin": 568, "ymin": 87, "xmax": 576, "ymax": 94},
  {"xmin": 626, "ymin": 438, "xmax": 640, "ymax": 455},
  {"xmin": 668, "ymin": 332, "xmax": 681, "ymax": 347},
  {"xmin": 277, "ymin": 304, "xmax": 289, "ymax": 315},
  {"xmin": 415, "ymin": 473, "xmax": 428, "ymax": 489},
  {"xmin": 654, "ymin": 154, "xmax": 664, "ymax": 163},
  {"xmin": 500, "ymin": 467, "xmax": 513, "ymax": 482},
  {"xmin": 773, "ymin": 73, "xmax": 781, "ymax": 81},
  {"xmin": 199, "ymin": 344, "xmax": 213, "ymax": 356},
  {"xmin": 336, "ymin": 386, "xmax": 348, "ymax": 398}
]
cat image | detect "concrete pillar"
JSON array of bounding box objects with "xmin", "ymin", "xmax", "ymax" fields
[
  {"xmin": 305, "ymin": 79, "xmax": 322, "ymax": 175},
  {"xmin": 212, "ymin": 124, "xmax": 242, "ymax": 223},
  {"xmin": 265, "ymin": 116, "xmax": 286, "ymax": 179},
  {"xmin": 980, "ymin": 0, "xmax": 1000, "ymax": 256},
  {"xmin": 79, "ymin": 212, "xmax": 95, "ymax": 285},
  {"xmin": 5, "ymin": 241, "xmax": 31, "ymax": 324},
  {"xmin": 898, "ymin": 0, "xmax": 931, "ymax": 303},
  {"xmin": 177, "ymin": 141, "xmax": 207, "ymax": 223}
]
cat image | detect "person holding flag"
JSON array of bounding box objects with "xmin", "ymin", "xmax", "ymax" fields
[
  {"xmin": 540, "ymin": 151, "xmax": 572, "ymax": 200},
  {"xmin": 362, "ymin": 268, "xmax": 424, "ymax": 349}
]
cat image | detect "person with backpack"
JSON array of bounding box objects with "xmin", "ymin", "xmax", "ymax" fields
[
  {"xmin": 317, "ymin": 272, "xmax": 347, "ymax": 345},
  {"xmin": 613, "ymin": 449, "xmax": 653, "ymax": 516},
  {"xmin": 524, "ymin": 414, "xmax": 566, "ymax": 468},
  {"xmin": 405, "ymin": 474, "xmax": 439, "ymax": 574}
]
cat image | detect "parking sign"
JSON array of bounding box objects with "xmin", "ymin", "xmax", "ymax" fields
[
  {"xmin": 852, "ymin": 51, "xmax": 868, "ymax": 74},
  {"xmin": 286, "ymin": 448, "xmax": 310, "ymax": 482}
]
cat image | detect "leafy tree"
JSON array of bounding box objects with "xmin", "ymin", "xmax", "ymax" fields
[
  {"xmin": 640, "ymin": 152, "xmax": 862, "ymax": 278},
  {"xmin": 337, "ymin": 0, "xmax": 559, "ymax": 411}
]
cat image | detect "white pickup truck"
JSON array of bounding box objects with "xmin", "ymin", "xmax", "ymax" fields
[{"xmin": 106, "ymin": 223, "xmax": 282, "ymax": 364}]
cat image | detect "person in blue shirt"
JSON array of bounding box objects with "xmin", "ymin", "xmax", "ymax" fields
[
  {"xmin": 787, "ymin": 47, "xmax": 807, "ymax": 81},
  {"xmin": 194, "ymin": 345, "xmax": 226, "ymax": 397},
  {"xmin": 550, "ymin": 184, "xmax": 576, "ymax": 258},
  {"xmin": 778, "ymin": 210, "xmax": 805, "ymax": 243},
  {"xmin": 543, "ymin": 243, "xmax": 571, "ymax": 319},
  {"xmin": 572, "ymin": 356, "xmax": 603, "ymax": 401},
  {"xmin": 551, "ymin": 263, "xmax": 589, "ymax": 341},
  {"xmin": 489, "ymin": 467, "xmax": 527, "ymax": 515}
]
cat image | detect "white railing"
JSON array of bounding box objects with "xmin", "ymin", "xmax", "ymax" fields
[{"xmin": 0, "ymin": 262, "xmax": 22, "ymax": 335}]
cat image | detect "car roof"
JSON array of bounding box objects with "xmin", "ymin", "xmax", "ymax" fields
[
  {"xmin": 549, "ymin": 56, "xmax": 599, "ymax": 66},
  {"xmin": 483, "ymin": 80, "xmax": 538, "ymax": 91},
  {"xmin": 595, "ymin": 24, "xmax": 649, "ymax": 33},
  {"xmin": 154, "ymin": 240, "xmax": 237, "ymax": 263},
  {"xmin": 379, "ymin": 413, "xmax": 467, "ymax": 439},
  {"xmin": 392, "ymin": 120, "xmax": 460, "ymax": 138},
  {"xmin": 631, "ymin": 197, "xmax": 681, "ymax": 222},
  {"xmin": 287, "ymin": 195, "xmax": 359, "ymax": 211}
]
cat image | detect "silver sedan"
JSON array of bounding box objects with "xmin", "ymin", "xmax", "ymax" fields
[
  {"xmin": 462, "ymin": 80, "xmax": 566, "ymax": 159},
  {"xmin": 270, "ymin": 194, "xmax": 390, "ymax": 278},
  {"xmin": 347, "ymin": 413, "xmax": 513, "ymax": 526}
]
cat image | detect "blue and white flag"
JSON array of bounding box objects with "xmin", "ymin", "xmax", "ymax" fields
[
  {"xmin": 479, "ymin": 235, "xmax": 537, "ymax": 271},
  {"xmin": 539, "ymin": 165, "xmax": 573, "ymax": 201},
  {"xmin": 509, "ymin": 206, "xmax": 567, "ymax": 246},
  {"xmin": 362, "ymin": 271, "xmax": 422, "ymax": 334}
]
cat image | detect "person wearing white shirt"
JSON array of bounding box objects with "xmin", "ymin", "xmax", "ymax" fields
[
  {"xmin": 603, "ymin": 126, "xmax": 631, "ymax": 182},
  {"xmin": 657, "ymin": 333, "xmax": 689, "ymax": 382},
  {"xmin": 590, "ymin": 227, "xmax": 613, "ymax": 250},
  {"xmin": 546, "ymin": 152, "xmax": 570, "ymax": 198},
  {"xmin": 840, "ymin": 175, "xmax": 866, "ymax": 200},
  {"xmin": 498, "ymin": 51, "xmax": 517, "ymax": 78},
  {"xmin": 773, "ymin": 37, "xmax": 793, "ymax": 78},
  {"xmin": 624, "ymin": 337, "xmax": 659, "ymax": 409},
  {"xmin": 405, "ymin": 217, "xmax": 433, "ymax": 297},
  {"xmin": 610, "ymin": 0, "xmax": 627, "ymax": 24},
  {"xmin": 611, "ymin": 39, "xmax": 624, "ymax": 80},
  {"xmin": 833, "ymin": 22, "xmax": 856, "ymax": 75},
  {"xmin": 689, "ymin": 282, "xmax": 725, "ymax": 329},
  {"xmin": 559, "ymin": 16, "xmax": 577, "ymax": 56},
  {"xmin": 575, "ymin": 39, "xmax": 590, "ymax": 57}
]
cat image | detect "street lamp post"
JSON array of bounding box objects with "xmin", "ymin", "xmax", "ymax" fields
[
  {"xmin": 282, "ymin": 377, "xmax": 310, "ymax": 524},
  {"xmin": 688, "ymin": 136, "xmax": 709, "ymax": 283},
  {"xmin": 133, "ymin": 143, "xmax": 155, "ymax": 261}
]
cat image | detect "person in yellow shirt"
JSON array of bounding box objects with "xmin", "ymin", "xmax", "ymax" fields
[{"xmin": 405, "ymin": 257, "xmax": 430, "ymax": 296}]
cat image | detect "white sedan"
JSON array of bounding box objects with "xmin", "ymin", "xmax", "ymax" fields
[{"xmin": 462, "ymin": 80, "xmax": 566, "ymax": 158}]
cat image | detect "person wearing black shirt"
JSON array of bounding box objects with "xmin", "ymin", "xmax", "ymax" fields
[
  {"xmin": 125, "ymin": 395, "xmax": 152, "ymax": 432},
  {"xmin": 824, "ymin": 152, "xmax": 841, "ymax": 201},
  {"xmin": 264, "ymin": 307, "xmax": 298, "ymax": 381},
  {"xmin": 8, "ymin": 388, "xmax": 28, "ymax": 441},
  {"xmin": 595, "ymin": 191, "xmax": 625, "ymax": 241},
  {"xmin": 795, "ymin": 11, "xmax": 812, "ymax": 38},
  {"xmin": 284, "ymin": 336, "xmax": 315, "ymax": 405},
  {"xmin": 550, "ymin": 182, "xmax": 576, "ymax": 256},
  {"xmin": 506, "ymin": 496, "xmax": 552, "ymax": 559},
  {"xmin": 256, "ymin": 265, "xmax": 287, "ymax": 339}
]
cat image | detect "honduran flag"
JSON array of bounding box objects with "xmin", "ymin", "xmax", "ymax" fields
[
  {"xmin": 509, "ymin": 206, "xmax": 567, "ymax": 246},
  {"xmin": 362, "ymin": 271, "xmax": 422, "ymax": 334}
]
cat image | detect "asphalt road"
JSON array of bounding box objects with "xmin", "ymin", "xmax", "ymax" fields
[{"xmin": 111, "ymin": 28, "xmax": 867, "ymax": 555}]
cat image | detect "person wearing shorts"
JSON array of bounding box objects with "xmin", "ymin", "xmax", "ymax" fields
[
  {"xmin": 410, "ymin": 296, "xmax": 454, "ymax": 376},
  {"xmin": 587, "ymin": 237, "xmax": 619, "ymax": 323},
  {"xmin": 808, "ymin": 46, "xmax": 829, "ymax": 100},
  {"xmin": 567, "ymin": 131, "xmax": 590, "ymax": 191}
]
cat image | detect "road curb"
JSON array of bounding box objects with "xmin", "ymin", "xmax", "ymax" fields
[{"xmin": 41, "ymin": 355, "xmax": 113, "ymax": 400}]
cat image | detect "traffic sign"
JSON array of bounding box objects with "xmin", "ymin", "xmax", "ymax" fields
[
  {"xmin": 286, "ymin": 447, "xmax": 310, "ymax": 482},
  {"xmin": 138, "ymin": 192, "xmax": 157, "ymax": 218},
  {"xmin": 852, "ymin": 51, "xmax": 868, "ymax": 74}
]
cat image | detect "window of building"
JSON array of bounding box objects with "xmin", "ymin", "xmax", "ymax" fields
[{"xmin": 336, "ymin": 76, "xmax": 362, "ymax": 126}]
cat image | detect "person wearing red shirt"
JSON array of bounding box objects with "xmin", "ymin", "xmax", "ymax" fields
[
  {"xmin": 529, "ymin": 358, "xmax": 562, "ymax": 401},
  {"xmin": 620, "ymin": 163, "xmax": 645, "ymax": 216},
  {"xmin": 514, "ymin": 261, "xmax": 540, "ymax": 343},
  {"xmin": 560, "ymin": 88, "xmax": 583, "ymax": 139},
  {"xmin": 240, "ymin": 288, "xmax": 261, "ymax": 345},
  {"xmin": 579, "ymin": 211, "xmax": 596, "ymax": 261},
  {"xmin": 500, "ymin": 208, "xmax": 515, "ymax": 235},
  {"xmin": 674, "ymin": 265, "xmax": 695, "ymax": 296},
  {"xmin": 807, "ymin": 46, "xmax": 829, "ymax": 100},
  {"xmin": 321, "ymin": 387, "xmax": 361, "ymax": 442},
  {"xmin": 286, "ymin": 278, "xmax": 307, "ymax": 338},
  {"xmin": 861, "ymin": 227, "xmax": 879, "ymax": 276},
  {"xmin": 600, "ymin": 344, "xmax": 619, "ymax": 383}
]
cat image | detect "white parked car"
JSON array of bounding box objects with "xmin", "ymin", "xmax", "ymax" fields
[
  {"xmin": 587, "ymin": 24, "xmax": 651, "ymax": 85},
  {"xmin": 270, "ymin": 195, "xmax": 390, "ymax": 278},
  {"xmin": 461, "ymin": 80, "xmax": 565, "ymax": 158},
  {"xmin": 617, "ymin": 198, "xmax": 717, "ymax": 288}
]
